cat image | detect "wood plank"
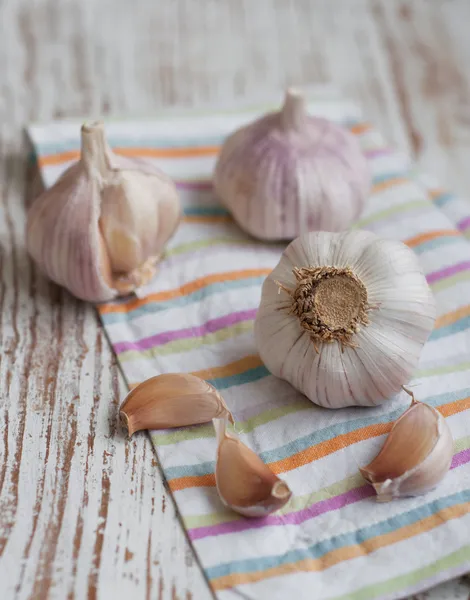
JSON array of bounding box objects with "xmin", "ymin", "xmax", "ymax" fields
[{"xmin": 0, "ymin": 1, "xmax": 469, "ymax": 598}]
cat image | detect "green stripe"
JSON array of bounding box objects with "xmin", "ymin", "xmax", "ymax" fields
[
  {"xmin": 432, "ymin": 271, "xmax": 470, "ymax": 293},
  {"xmin": 152, "ymin": 398, "xmax": 311, "ymax": 446},
  {"xmin": 169, "ymin": 201, "xmax": 430, "ymax": 260},
  {"xmin": 168, "ymin": 200, "xmax": 432, "ymax": 261},
  {"xmin": 167, "ymin": 236, "xmax": 256, "ymax": 257},
  {"xmin": 183, "ymin": 473, "xmax": 363, "ymax": 529},
  {"xmin": 120, "ymin": 320, "xmax": 254, "ymax": 361},
  {"xmin": 151, "ymin": 362, "xmax": 470, "ymax": 447},
  {"xmin": 331, "ymin": 545, "xmax": 470, "ymax": 600},
  {"xmin": 182, "ymin": 436, "xmax": 470, "ymax": 529},
  {"xmin": 206, "ymin": 490, "xmax": 470, "ymax": 579},
  {"xmin": 416, "ymin": 361, "xmax": 470, "ymax": 378},
  {"xmin": 353, "ymin": 200, "xmax": 429, "ymax": 229}
]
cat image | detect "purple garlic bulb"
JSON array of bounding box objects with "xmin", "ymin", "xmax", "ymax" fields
[{"xmin": 213, "ymin": 89, "xmax": 371, "ymax": 241}]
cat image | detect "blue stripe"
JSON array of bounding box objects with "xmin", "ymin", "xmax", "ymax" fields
[
  {"xmin": 101, "ymin": 276, "xmax": 266, "ymax": 325},
  {"xmin": 208, "ymin": 365, "xmax": 270, "ymax": 391},
  {"xmin": 430, "ymin": 316, "xmax": 470, "ymax": 342},
  {"xmin": 207, "ymin": 309, "xmax": 470, "ymax": 388},
  {"xmin": 205, "ymin": 489, "xmax": 470, "ymax": 580},
  {"xmin": 183, "ymin": 206, "xmax": 230, "ymax": 217},
  {"xmin": 412, "ymin": 236, "xmax": 461, "ymax": 255},
  {"xmin": 372, "ymin": 171, "xmax": 409, "ymax": 185},
  {"xmin": 163, "ymin": 388, "xmax": 470, "ymax": 480},
  {"xmin": 32, "ymin": 118, "xmax": 361, "ymax": 158},
  {"xmin": 433, "ymin": 193, "xmax": 454, "ymax": 208}
]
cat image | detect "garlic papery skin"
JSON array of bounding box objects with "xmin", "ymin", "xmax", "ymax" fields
[
  {"xmin": 27, "ymin": 122, "xmax": 181, "ymax": 302},
  {"xmin": 120, "ymin": 373, "xmax": 234, "ymax": 436},
  {"xmin": 254, "ymin": 230, "xmax": 436, "ymax": 408},
  {"xmin": 360, "ymin": 390, "xmax": 454, "ymax": 501},
  {"xmin": 213, "ymin": 88, "xmax": 370, "ymax": 241},
  {"xmin": 213, "ymin": 418, "xmax": 292, "ymax": 518}
]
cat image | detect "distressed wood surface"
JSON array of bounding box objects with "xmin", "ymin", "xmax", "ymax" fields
[{"xmin": 0, "ymin": 1, "xmax": 470, "ymax": 598}]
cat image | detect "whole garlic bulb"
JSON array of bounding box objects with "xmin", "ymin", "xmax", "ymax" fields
[
  {"xmin": 27, "ymin": 122, "xmax": 181, "ymax": 302},
  {"xmin": 254, "ymin": 230, "xmax": 436, "ymax": 408},
  {"xmin": 213, "ymin": 89, "xmax": 370, "ymax": 240}
]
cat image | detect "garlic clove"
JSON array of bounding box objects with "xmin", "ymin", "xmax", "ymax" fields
[
  {"xmin": 27, "ymin": 122, "xmax": 181, "ymax": 303},
  {"xmin": 213, "ymin": 417, "xmax": 292, "ymax": 517},
  {"xmin": 99, "ymin": 168, "xmax": 180, "ymax": 274},
  {"xmin": 214, "ymin": 88, "xmax": 370, "ymax": 241},
  {"xmin": 120, "ymin": 373, "xmax": 234, "ymax": 436},
  {"xmin": 360, "ymin": 389, "xmax": 454, "ymax": 501}
]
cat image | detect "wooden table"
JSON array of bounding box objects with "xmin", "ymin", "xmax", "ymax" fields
[{"xmin": 1, "ymin": 1, "xmax": 470, "ymax": 598}]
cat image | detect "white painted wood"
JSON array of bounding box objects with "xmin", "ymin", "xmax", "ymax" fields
[{"xmin": 0, "ymin": 1, "xmax": 469, "ymax": 598}]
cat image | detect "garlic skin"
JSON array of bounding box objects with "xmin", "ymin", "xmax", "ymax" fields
[
  {"xmin": 27, "ymin": 122, "xmax": 181, "ymax": 302},
  {"xmin": 254, "ymin": 230, "xmax": 436, "ymax": 408},
  {"xmin": 213, "ymin": 88, "xmax": 370, "ymax": 240},
  {"xmin": 120, "ymin": 373, "xmax": 234, "ymax": 436},
  {"xmin": 213, "ymin": 418, "xmax": 292, "ymax": 517},
  {"xmin": 360, "ymin": 391, "xmax": 454, "ymax": 501}
]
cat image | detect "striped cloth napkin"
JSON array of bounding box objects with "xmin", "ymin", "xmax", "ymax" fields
[{"xmin": 28, "ymin": 89, "xmax": 470, "ymax": 600}]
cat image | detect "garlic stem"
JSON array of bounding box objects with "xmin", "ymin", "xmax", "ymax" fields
[
  {"xmin": 80, "ymin": 121, "xmax": 113, "ymax": 180},
  {"xmin": 280, "ymin": 88, "xmax": 307, "ymax": 132}
]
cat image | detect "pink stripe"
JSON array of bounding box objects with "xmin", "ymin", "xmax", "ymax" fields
[
  {"xmin": 114, "ymin": 308, "xmax": 257, "ymax": 353},
  {"xmin": 188, "ymin": 448, "xmax": 470, "ymax": 541},
  {"xmin": 364, "ymin": 147, "xmax": 390, "ymax": 159},
  {"xmin": 176, "ymin": 180, "xmax": 212, "ymax": 191},
  {"xmin": 426, "ymin": 261, "xmax": 470, "ymax": 284},
  {"xmin": 457, "ymin": 216, "xmax": 470, "ymax": 232},
  {"xmin": 450, "ymin": 447, "xmax": 470, "ymax": 469},
  {"xmin": 189, "ymin": 485, "xmax": 374, "ymax": 541}
]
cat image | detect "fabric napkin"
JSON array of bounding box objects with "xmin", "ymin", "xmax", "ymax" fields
[{"xmin": 28, "ymin": 89, "xmax": 470, "ymax": 600}]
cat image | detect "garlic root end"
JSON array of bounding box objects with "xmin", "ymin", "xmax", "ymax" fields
[{"xmin": 120, "ymin": 410, "xmax": 136, "ymax": 437}]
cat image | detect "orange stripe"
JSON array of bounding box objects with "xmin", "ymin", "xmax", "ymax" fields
[
  {"xmin": 38, "ymin": 149, "xmax": 80, "ymax": 166},
  {"xmin": 191, "ymin": 355, "xmax": 263, "ymax": 380},
  {"xmin": 212, "ymin": 502, "xmax": 470, "ymax": 590},
  {"xmin": 100, "ymin": 231, "xmax": 462, "ymax": 317},
  {"xmin": 129, "ymin": 355, "xmax": 263, "ymax": 389},
  {"xmin": 168, "ymin": 396, "xmax": 470, "ymax": 492},
  {"xmin": 372, "ymin": 177, "xmax": 408, "ymax": 194},
  {"xmin": 38, "ymin": 144, "xmax": 221, "ymax": 167},
  {"xmin": 39, "ymin": 122, "xmax": 372, "ymax": 169},
  {"xmin": 171, "ymin": 473, "xmax": 216, "ymax": 490},
  {"xmin": 99, "ymin": 268, "xmax": 271, "ymax": 315},
  {"xmin": 429, "ymin": 188, "xmax": 446, "ymax": 199},
  {"xmin": 436, "ymin": 305, "xmax": 470, "ymax": 329},
  {"xmin": 116, "ymin": 146, "xmax": 219, "ymax": 159},
  {"xmin": 103, "ymin": 227, "xmax": 456, "ymax": 317},
  {"xmin": 405, "ymin": 229, "xmax": 460, "ymax": 248},
  {"xmin": 350, "ymin": 123, "xmax": 371, "ymax": 135}
]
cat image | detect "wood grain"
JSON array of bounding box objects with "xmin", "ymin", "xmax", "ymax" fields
[{"xmin": 0, "ymin": 1, "xmax": 469, "ymax": 598}]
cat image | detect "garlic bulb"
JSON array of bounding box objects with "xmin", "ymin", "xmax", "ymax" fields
[
  {"xmin": 27, "ymin": 122, "xmax": 181, "ymax": 302},
  {"xmin": 254, "ymin": 230, "xmax": 436, "ymax": 408},
  {"xmin": 360, "ymin": 389, "xmax": 454, "ymax": 501},
  {"xmin": 213, "ymin": 88, "xmax": 370, "ymax": 240},
  {"xmin": 120, "ymin": 373, "xmax": 234, "ymax": 436},
  {"xmin": 213, "ymin": 417, "xmax": 292, "ymax": 517}
]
